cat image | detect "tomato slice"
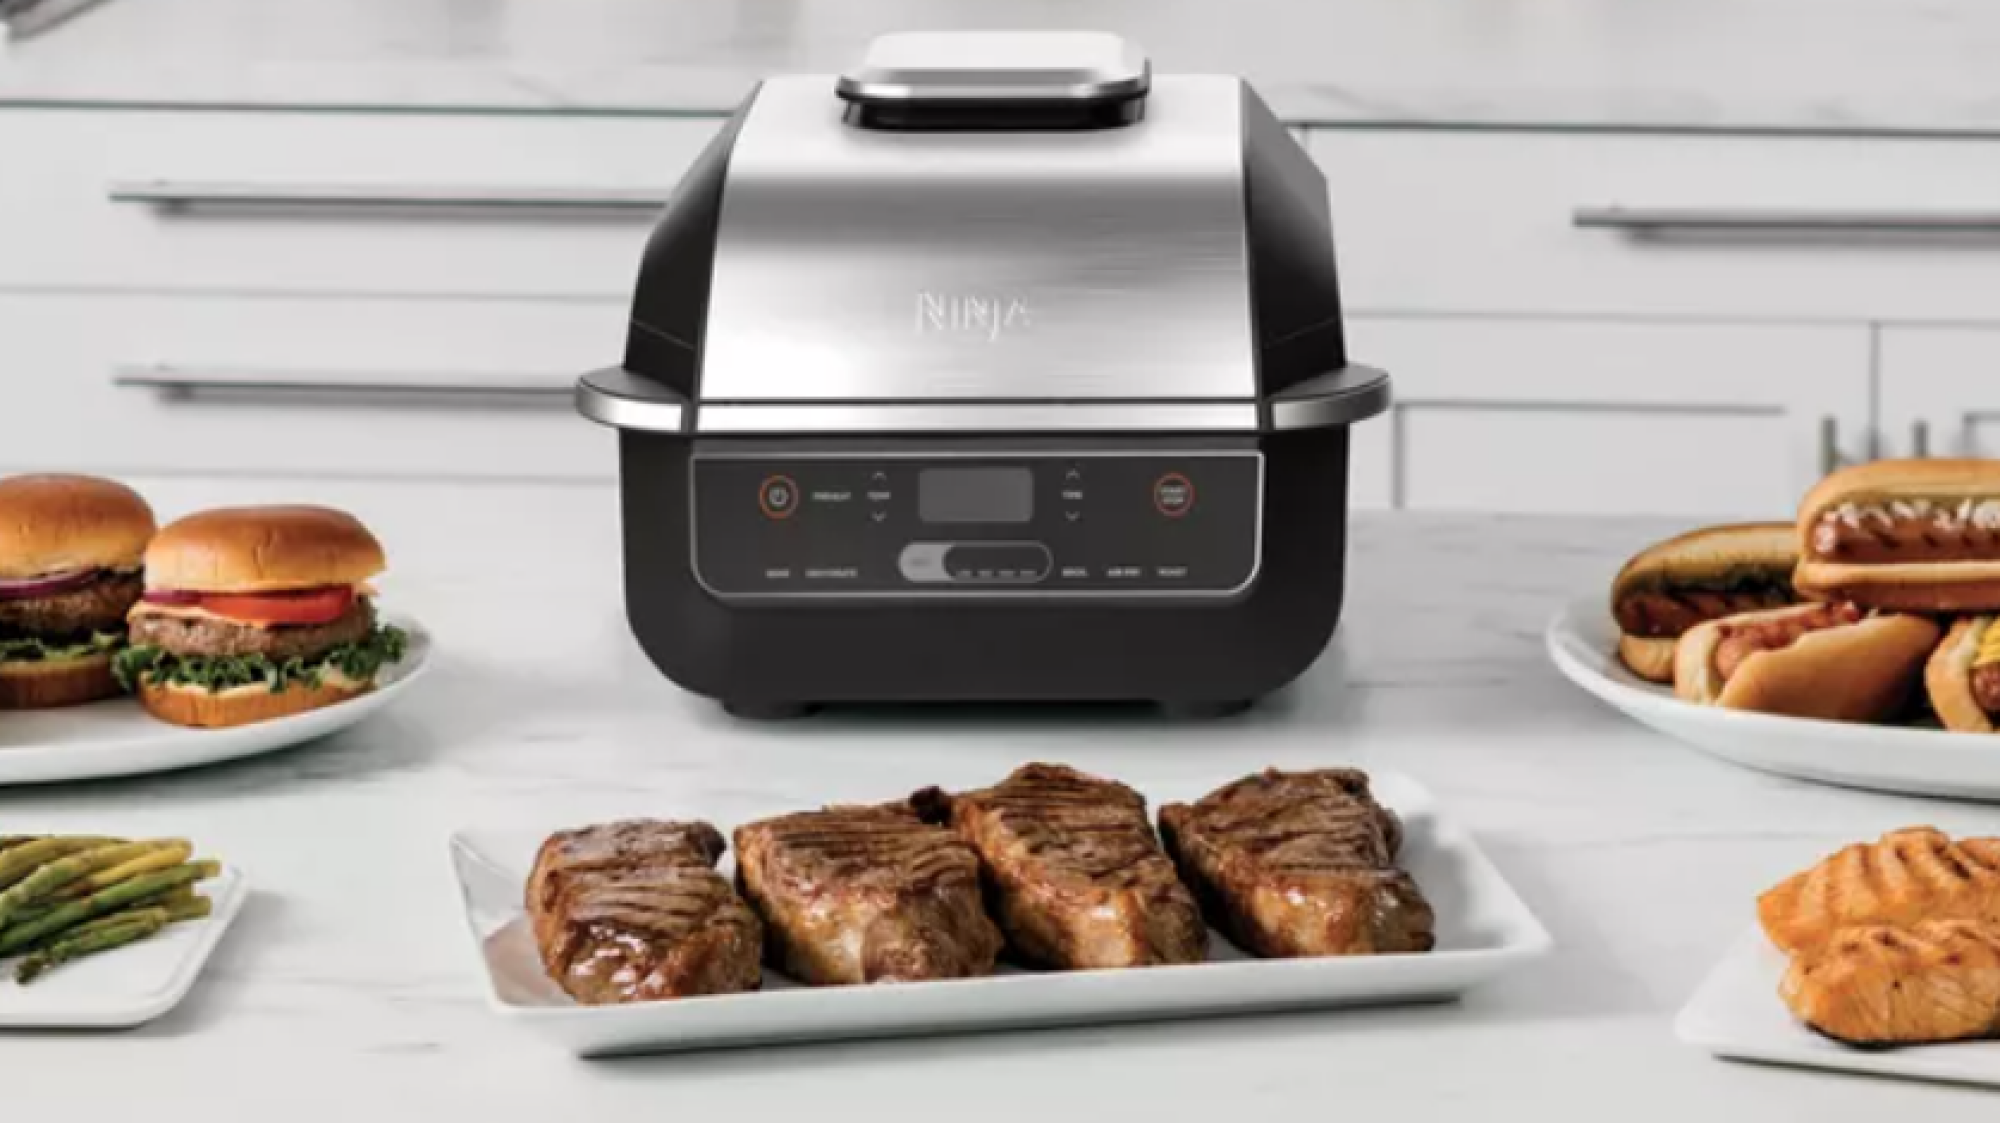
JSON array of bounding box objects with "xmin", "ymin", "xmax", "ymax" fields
[{"xmin": 199, "ymin": 586, "xmax": 355, "ymax": 626}]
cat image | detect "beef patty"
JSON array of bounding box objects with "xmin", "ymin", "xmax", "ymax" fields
[
  {"xmin": 128, "ymin": 598, "xmax": 376, "ymax": 661},
  {"xmin": 0, "ymin": 571, "xmax": 143, "ymax": 640}
]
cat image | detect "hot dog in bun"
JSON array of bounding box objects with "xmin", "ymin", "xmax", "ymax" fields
[
  {"xmin": 1673, "ymin": 603, "xmax": 1940, "ymax": 723},
  {"xmin": 1796, "ymin": 459, "xmax": 2000, "ymax": 612},
  {"xmin": 1926, "ymin": 616, "xmax": 2000, "ymax": 734},
  {"xmin": 1610, "ymin": 523, "xmax": 1798, "ymax": 682}
]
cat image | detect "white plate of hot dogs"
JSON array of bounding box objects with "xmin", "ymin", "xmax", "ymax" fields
[{"xmin": 1547, "ymin": 596, "xmax": 2000, "ymax": 801}]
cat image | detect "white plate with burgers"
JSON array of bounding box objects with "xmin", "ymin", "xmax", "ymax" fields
[
  {"xmin": 1549, "ymin": 459, "xmax": 2000, "ymax": 801},
  {"xmin": 0, "ymin": 487, "xmax": 427, "ymax": 785}
]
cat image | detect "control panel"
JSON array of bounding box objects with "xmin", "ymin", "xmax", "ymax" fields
[{"xmin": 691, "ymin": 451, "xmax": 1261, "ymax": 599}]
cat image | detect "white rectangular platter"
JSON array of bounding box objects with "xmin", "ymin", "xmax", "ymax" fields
[
  {"xmin": 1678, "ymin": 929, "xmax": 2000, "ymax": 1089},
  {"xmin": 0, "ymin": 865, "xmax": 247, "ymax": 1029},
  {"xmin": 449, "ymin": 771, "xmax": 1551, "ymax": 1056}
]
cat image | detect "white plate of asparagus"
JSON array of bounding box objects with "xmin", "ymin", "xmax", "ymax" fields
[{"xmin": 0, "ymin": 835, "xmax": 244, "ymax": 1027}]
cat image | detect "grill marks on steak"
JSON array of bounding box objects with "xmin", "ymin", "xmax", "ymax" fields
[
  {"xmin": 733, "ymin": 803, "xmax": 1000, "ymax": 985},
  {"xmin": 0, "ymin": 571, "xmax": 142, "ymax": 640},
  {"xmin": 527, "ymin": 819, "xmax": 762, "ymax": 1004},
  {"xmin": 128, "ymin": 599, "xmax": 376, "ymax": 661},
  {"xmin": 1158, "ymin": 769, "xmax": 1435, "ymax": 958},
  {"xmin": 915, "ymin": 763, "xmax": 1207, "ymax": 970}
]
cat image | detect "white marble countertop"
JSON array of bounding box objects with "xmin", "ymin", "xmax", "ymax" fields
[
  {"xmin": 2, "ymin": 474, "xmax": 1996, "ymax": 1117},
  {"xmin": 6, "ymin": 0, "xmax": 2000, "ymax": 134}
]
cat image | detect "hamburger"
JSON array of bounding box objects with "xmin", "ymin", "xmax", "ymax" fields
[
  {"xmin": 114, "ymin": 506, "xmax": 407, "ymax": 729},
  {"xmin": 1609, "ymin": 523, "xmax": 1799, "ymax": 683},
  {"xmin": 1673, "ymin": 602, "xmax": 1940, "ymax": 723},
  {"xmin": 0, "ymin": 474, "xmax": 157, "ymax": 709},
  {"xmin": 1796, "ymin": 458, "xmax": 2000, "ymax": 612}
]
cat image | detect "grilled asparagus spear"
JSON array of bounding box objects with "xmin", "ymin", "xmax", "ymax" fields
[
  {"xmin": 15, "ymin": 913, "xmax": 167, "ymax": 984},
  {"xmin": 0, "ymin": 841, "xmax": 170, "ymax": 928},
  {"xmin": 0, "ymin": 861, "xmax": 218, "ymax": 956}
]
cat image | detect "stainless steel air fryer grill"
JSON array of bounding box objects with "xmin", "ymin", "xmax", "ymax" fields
[{"xmin": 577, "ymin": 31, "xmax": 1390, "ymax": 718}]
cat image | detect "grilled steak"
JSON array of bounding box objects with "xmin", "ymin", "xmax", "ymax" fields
[
  {"xmin": 527, "ymin": 819, "xmax": 762, "ymax": 1004},
  {"xmin": 914, "ymin": 763, "xmax": 1206, "ymax": 970},
  {"xmin": 1158, "ymin": 769, "xmax": 1435, "ymax": 958},
  {"xmin": 128, "ymin": 598, "xmax": 376, "ymax": 661},
  {"xmin": 733, "ymin": 802, "xmax": 1001, "ymax": 986},
  {"xmin": 0, "ymin": 571, "xmax": 142, "ymax": 639}
]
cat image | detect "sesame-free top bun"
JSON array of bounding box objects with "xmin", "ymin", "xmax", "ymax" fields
[
  {"xmin": 143, "ymin": 505, "xmax": 386, "ymax": 593},
  {"xmin": 0, "ymin": 474, "xmax": 155, "ymax": 579},
  {"xmin": 1611, "ymin": 522, "xmax": 1798, "ymax": 604},
  {"xmin": 1798, "ymin": 458, "xmax": 2000, "ymax": 527}
]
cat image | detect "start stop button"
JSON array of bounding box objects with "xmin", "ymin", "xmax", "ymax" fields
[
  {"xmin": 758, "ymin": 475, "xmax": 799, "ymax": 519},
  {"xmin": 1153, "ymin": 472, "xmax": 1195, "ymax": 518}
]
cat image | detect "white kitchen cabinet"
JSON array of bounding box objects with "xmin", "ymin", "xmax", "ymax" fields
[
  {"xmin": 1878, "ymin": 327, "xmax": 2000, "ymax": 459},
  {"xmin": 0, "ymin": 110, "xmax": 718, "ymax": 296},
  {"xmin": 0, "ymin": 292, "xmax": 625, "ymax": 479},
  {"xmin": 1346, "ymin": 316, "xmax": 1871, "ymax": 516},
  {"xmin": 1307, "ymin": 128, "xmax": 2000, "ymax": 322}
]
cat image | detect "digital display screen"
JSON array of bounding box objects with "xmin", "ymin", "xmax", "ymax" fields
[{"xmin": 918, "ymin": 467, "xmax": 1034, "ymax": 524}]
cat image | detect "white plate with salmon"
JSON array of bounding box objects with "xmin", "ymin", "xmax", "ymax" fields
[
  {"xmin": 1548, "ymin": 596, "xmax": 2000, "ymax": 800},
  {"xmin": 448, "ymin": 767, "xmax": 1551, "ymax": 1057},
  {"xmin": 1679, "ymin": 827, "xmax": 2000, "ymax": 1088}
]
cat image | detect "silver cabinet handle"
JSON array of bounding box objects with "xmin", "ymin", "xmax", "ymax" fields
[
  {"xmin": 1268, "ymin": 364, "xmax": 1393, "ymax": 432},
  {"xmin": 115, "ymin": 364, "xmax": 576, "ymax": 404},
  {"xmin": 107, "ymin": 181, "xmax": 670, "ymax": 216},
  {"xmin": 1575, "ymin": 206, "xmax": 2000, "ymax": 235},
  {"xmin": 1820, "ymin": 416, "xmax": 1843, "ymax": 476},
  {"xmin": 1913, "ymin": 419, "xmax": 1934, "ymax": 458}
]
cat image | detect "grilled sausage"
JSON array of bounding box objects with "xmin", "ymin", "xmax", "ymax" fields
[{"xmin": 1711, "ymin": 602, "xmax": 1863, "ymax": 682}]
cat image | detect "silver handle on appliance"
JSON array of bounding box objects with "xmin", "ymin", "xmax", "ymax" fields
[
  {"xmin": 575, "ymin": 366, "xmax": 690, "ymax": 434},
  {"xmin": 1267, "ymin": 364, "xmax": 1392, "ymax": 432},
  {"xmin": 107, "ymin": 181, "xmax": 671, "ymax": 216},
  {"xmin": 1913, "ymin": 419, "xmax": 1933, "ymax": 458},
  {"xmin": 1574, "ymin": 206, "xmax": 2000, "ymax": 235},
  {"xmin": 115, "ymin": 364, "xmax": 576, "ymax": 404}
]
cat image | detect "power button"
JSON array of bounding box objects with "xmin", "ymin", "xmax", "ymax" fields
[
  {"xmin": 1153, "ymin": 473, "xmax": 1195, "ymax": 518},
  {"xmin": 758, "ymin": 475, "xmax": 799, "ymax": 520}
]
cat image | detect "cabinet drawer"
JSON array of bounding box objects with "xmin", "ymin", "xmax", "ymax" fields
[
  {"xmin": 0, "ymin": 293, "xmax": 624, "ymax": 479},
  {"xmin": 0, "ymin": 110, "xmax": 716, "ymax": 296},
  {"xmin": 1878, "ymin": 327, "xmax": 2000, "ymax": 459},
  {"xmin": 1310, "ymin": 129, "xmax": 2000, "ymax": 320},
  {"xmin": 1348, "ymin": 316, "xmax": 1870, "ymax": 516}
]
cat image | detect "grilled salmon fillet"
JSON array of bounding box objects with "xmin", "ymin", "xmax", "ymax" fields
[
  {"xmin": 733, "ymin": 802, "xmax": 1002, "ymax": 986},
  {"xmin": 1158, "ymin": 769, "xmax": 1435, "ymax": 958},
  {"xmin": 1759, "ymin": 827, "xmax": 2000, "ymax": 954},
  {"xmin": 914, "ymin": 763, "xmax": 1206, "ymax": 970},
  {"xmin": 1781, "ymin": 918, "xmax": 2000, "ymax": 1046},
  {"xmin": 527, "ymin": 819, "xmax": 763, "ymax": 1004}
]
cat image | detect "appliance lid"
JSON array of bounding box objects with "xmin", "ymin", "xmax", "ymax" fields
[{"xmin": 835, "ymin": 31, "xmax": 1151, "ymax": 106}]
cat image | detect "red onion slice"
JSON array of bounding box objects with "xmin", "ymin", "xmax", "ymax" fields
[
  {"xmin": 0, "ymin": 569, "xmax": 97, "ymax": 601},
  {"xmin": 141, "ymin": 589, "xmax": 204, "ymax": 606}
]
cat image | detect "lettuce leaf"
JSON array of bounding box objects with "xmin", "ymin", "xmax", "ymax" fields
[
  {"xmin": 0, "ymin": 630, "xmax": 124, "ymax": 665},
  {"xmin": 113, "ymin": 625, "xmax": 409, "ymax": 696}
]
